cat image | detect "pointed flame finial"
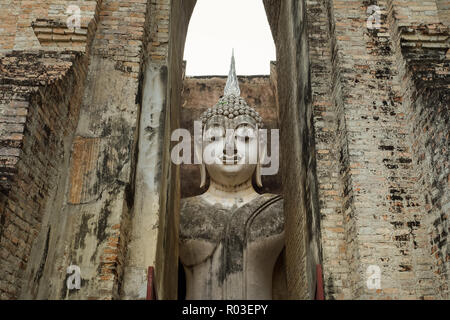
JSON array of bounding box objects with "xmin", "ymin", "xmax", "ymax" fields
[{"xmin": 224, "ymin": 49, "xmax": 241, "ymax": 97}]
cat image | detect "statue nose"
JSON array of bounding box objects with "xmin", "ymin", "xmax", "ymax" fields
[
  {"xmin": 223, "ymin": 139, "xmax": 237, "ymax": 156},
  {"xmin": 223, "ymin": 144, "xmax": 237, "ymax": 155}
]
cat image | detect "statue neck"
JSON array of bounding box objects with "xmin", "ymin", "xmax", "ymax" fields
[{"xmin": 203, "ymin": 179, "xmax": 259, "ymax": 208}]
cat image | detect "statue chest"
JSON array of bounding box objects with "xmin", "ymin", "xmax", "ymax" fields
[
  {"xmin": 180, "ymin": 195, "xmax": 284, "ymax": 256},
  {"xmin": 179, "ymin": 195, "xmax": 284, "ymax": 299}
]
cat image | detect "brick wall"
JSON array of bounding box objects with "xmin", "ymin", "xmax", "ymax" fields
[
  {"xmin": 324, "ymin": 0, "xmax": 427, "ymax": 299},
  {"xmin": 388, "ymin": 0, "xmax": 449, "ymax": 298},
  {"xmin": 0, "ymin": 0, "xmax": 101, "ymax": 51},
  {"xmin": 0, "ymin": 0, "xmax": 102, "ymax": 299},
  {"xmin": 314, "ymin": 0, "xmax": 449, "ymax": 299},
  {"xmin": 0, "ymin": 50, "xmax": 89, "ymax": 299},
  {"xmin": 306, "ymin": 0, "xmax": 350, "ymax": 299},
  {"xmin": 54, "ymin": 0, "xmax": 152, "ymax": 300},
  {"xmin": 436, "ymin": 0, "xmax": 450, "ymax": 26}
]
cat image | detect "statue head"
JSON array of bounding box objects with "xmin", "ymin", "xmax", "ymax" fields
[{"xmin": 196, "ymin": 52, "xmax": 265, "ymax": 189}]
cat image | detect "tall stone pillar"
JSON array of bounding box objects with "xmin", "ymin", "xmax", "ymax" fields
[{"xmin": 122, "ymin": 0, "xmax": 196, "ymax": 300}]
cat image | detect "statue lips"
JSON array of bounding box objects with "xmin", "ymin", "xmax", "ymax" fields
[{"xmin": 221, "ymin": 153, "xmax": 242, "ymax": 165}]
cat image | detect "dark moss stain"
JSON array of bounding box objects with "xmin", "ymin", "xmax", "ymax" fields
[
  {"xmin": 34, "ymin": 226, "xmax": 51, "ymax": 284},
  {"xmin": 391, "ymin": 194, "xmax": 403, "ymax": 201},
  {"xmin": 385, "ymin": 163, "xmax": 398, "ymax": 170},
  {"xmin": 97, "ymin": 207, "xmax": 111, "ymax": 242},
  {"xmin": 97, "ymin": 200, "xmax": 111, "ymax": 243},
  {"xmin": 100, "ymin": 151, "xmax": 111, "ymax": 187},
  {"xmin": 136, "ymin": 67, "xmax": 144, "ymax": 106},
  {"xmin": 0, "ymin": 210, "xmax": 5, "ymax": 239},
  {"xmin": 92, "ymin": 121, "xmax": 133, "ymax": 199},
  {"xmin": 90, "ymin": 197, "xmax": 114, "ymax": 264},
  {"xmin": 379, "ymin": 145, "xmax": 394, "ymax": 151},
  {"xmin": 395, "ymin": 234, "xmax": 409, "ymax": 242},
  {"xmin": 399, "ymin": 265, "xmax": 412, "ymax": 272},
  {"xmin": 145, "ymin": 126, "xmax": 155, "ymax": 141},
  {"xmin": 325, "ymin": 276, "xmax": 336, "ymax": 300},
  {"xmin": 124, "ymin": 182, "xmax": 134, "ymax": 210},
  {"xmin": 407, "ymin": 221, "xmax": 420, "ymax": 229},
  {"xmin": 375, "ymin": 68, "xmax": 392, "ymax": 80},
  {"xmin": 40, "ymin": 123, "xmax": 52, "ymax": 146},
  {"xmin": 390, "ymin": 221, "xmax": 403, "ymax": 229},
  {"xmin": 219, "ymin": 231, "xmax": 244, "ymax": 284},
  {"xmin": 160, "ymin": 65, "xmax": 168, "ymax": 84},
  {"xmin": 101, "ymin": 122, "xmax": 112, "ymax": 137},
  {"xmin": 74, "ymin": 214, "xmax": 93, "ymax": 250},
  {"xmin": 43, "ymin": 124, "xmax": 51, "ymax": 138}
]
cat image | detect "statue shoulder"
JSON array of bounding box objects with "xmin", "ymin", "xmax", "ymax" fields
[
  {"xmin": 180, "ymin": 195, "xmax": 206, "ymax": 215},
  {"xmin": 180, "ymin": 195, "xmax": 228, "ymax": 240},
  {"xmin": 246, "ymin": 193, "xmax": 284, "ymax": 227},
  {"xmin": 247, "ymin": 193, "xmax": 284, "ymax": 241},
  {"xmin": 258, "ymin": 193, "xmax": 284, "ymax": 209}
]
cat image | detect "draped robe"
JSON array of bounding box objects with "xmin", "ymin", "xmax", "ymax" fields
[{"xmin": 180, "ymin": 193, "xmax": 284, "ymax": 300}]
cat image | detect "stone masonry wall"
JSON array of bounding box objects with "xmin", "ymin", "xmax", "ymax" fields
[
  {"xmin": 0, "ymin": 0, "xmax": 102, "ymax": 298},
  {"xmin": 305, "ymin": 0, "xmax": 349, "ymax": 299},
  {"xmin": 0, "ymin": 0, "xmax": 102, "ymax": 299},
  {"xmin": 264, "ymin": 0, "xmax": 449, "ymax": 300},
  {"xmin": 316, "ymin": 0, "xmax": 449, "ymax": 299},
  {"xmin": 436, "ymin": 0, "xmax": 450, "ymax": 26},
  {"xmin": 388, "ymin": 0, "xmax": 449, "ymax": 298},
  {"xmin": 49, "ymin": 0, "xmax": 151, "ymax": 300},
  {"xmin": 0, "ymin": 0, "xmax": 154, "ymax": 300},
  {"xmin": 0, "ymin": 51, "xmax": 90, "ymax": 299},
  {"xmin": 329, "ymin": 0, "xmax": 419, "ymax": 299},
  {"xmin": 0, "ymin": 0, "xmax": 101, "ymax": 51}
]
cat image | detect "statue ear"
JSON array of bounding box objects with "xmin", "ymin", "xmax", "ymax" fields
[
  {"xmin": 255, "ymin": 127, "xmax": 266, "ymax": 188},
  {"xmin": 255, "ymin": 164, "xmax": 263, "ymax": 188},
  {"xmin": 194, "ymin": 130, "xmax": 207, "ymax": 188},
  {"xmin": 200, "ymin": 163, "xmax": 207, "ymax": 188}
]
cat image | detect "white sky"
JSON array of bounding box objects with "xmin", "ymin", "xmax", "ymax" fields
[{"xmin": 183, "ymin": 0, "xmax": 276, "ymax": 76}]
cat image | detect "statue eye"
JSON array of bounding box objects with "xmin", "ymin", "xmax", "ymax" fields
[
  {"xmin": 205, "ymin": 126, "xmax": 224, "ymax": 141},
  {"xmin": 236, "ymin": 125, "xmax": 256, "ymax": 140},
  {"xmin": 207, "ymin": 134, "xmax": 220, "ymax": 142}
]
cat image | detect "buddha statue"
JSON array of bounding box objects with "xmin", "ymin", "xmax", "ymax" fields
[{"xmin": 179, "ymin": 53, "xmax": 285, "ymax": 300}]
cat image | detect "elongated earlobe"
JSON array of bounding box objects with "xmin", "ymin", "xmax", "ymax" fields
[
  {"xmin": 255, "ymin": 163, "xmax": 263, "ymax": 188},
  {"xmin": 256, "ymin": 126, "xmax": 263, "ymax": 188},
  {"xmin": 200, "ymin": 163, "xmax": 207, "ymax": 188},
  {"xmin": 194, "ymin": 130, "xmax": 206, "ymax": 188}
]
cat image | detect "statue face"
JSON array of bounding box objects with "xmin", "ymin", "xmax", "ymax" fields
[{"xmin": 202, "ymin": 115, "xmax": 259, "ymax": 187}]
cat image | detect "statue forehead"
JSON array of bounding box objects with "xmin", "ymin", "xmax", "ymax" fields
[{"xmin": 204, "ymin": 115, "xmax": 258, "ymax": 130}]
